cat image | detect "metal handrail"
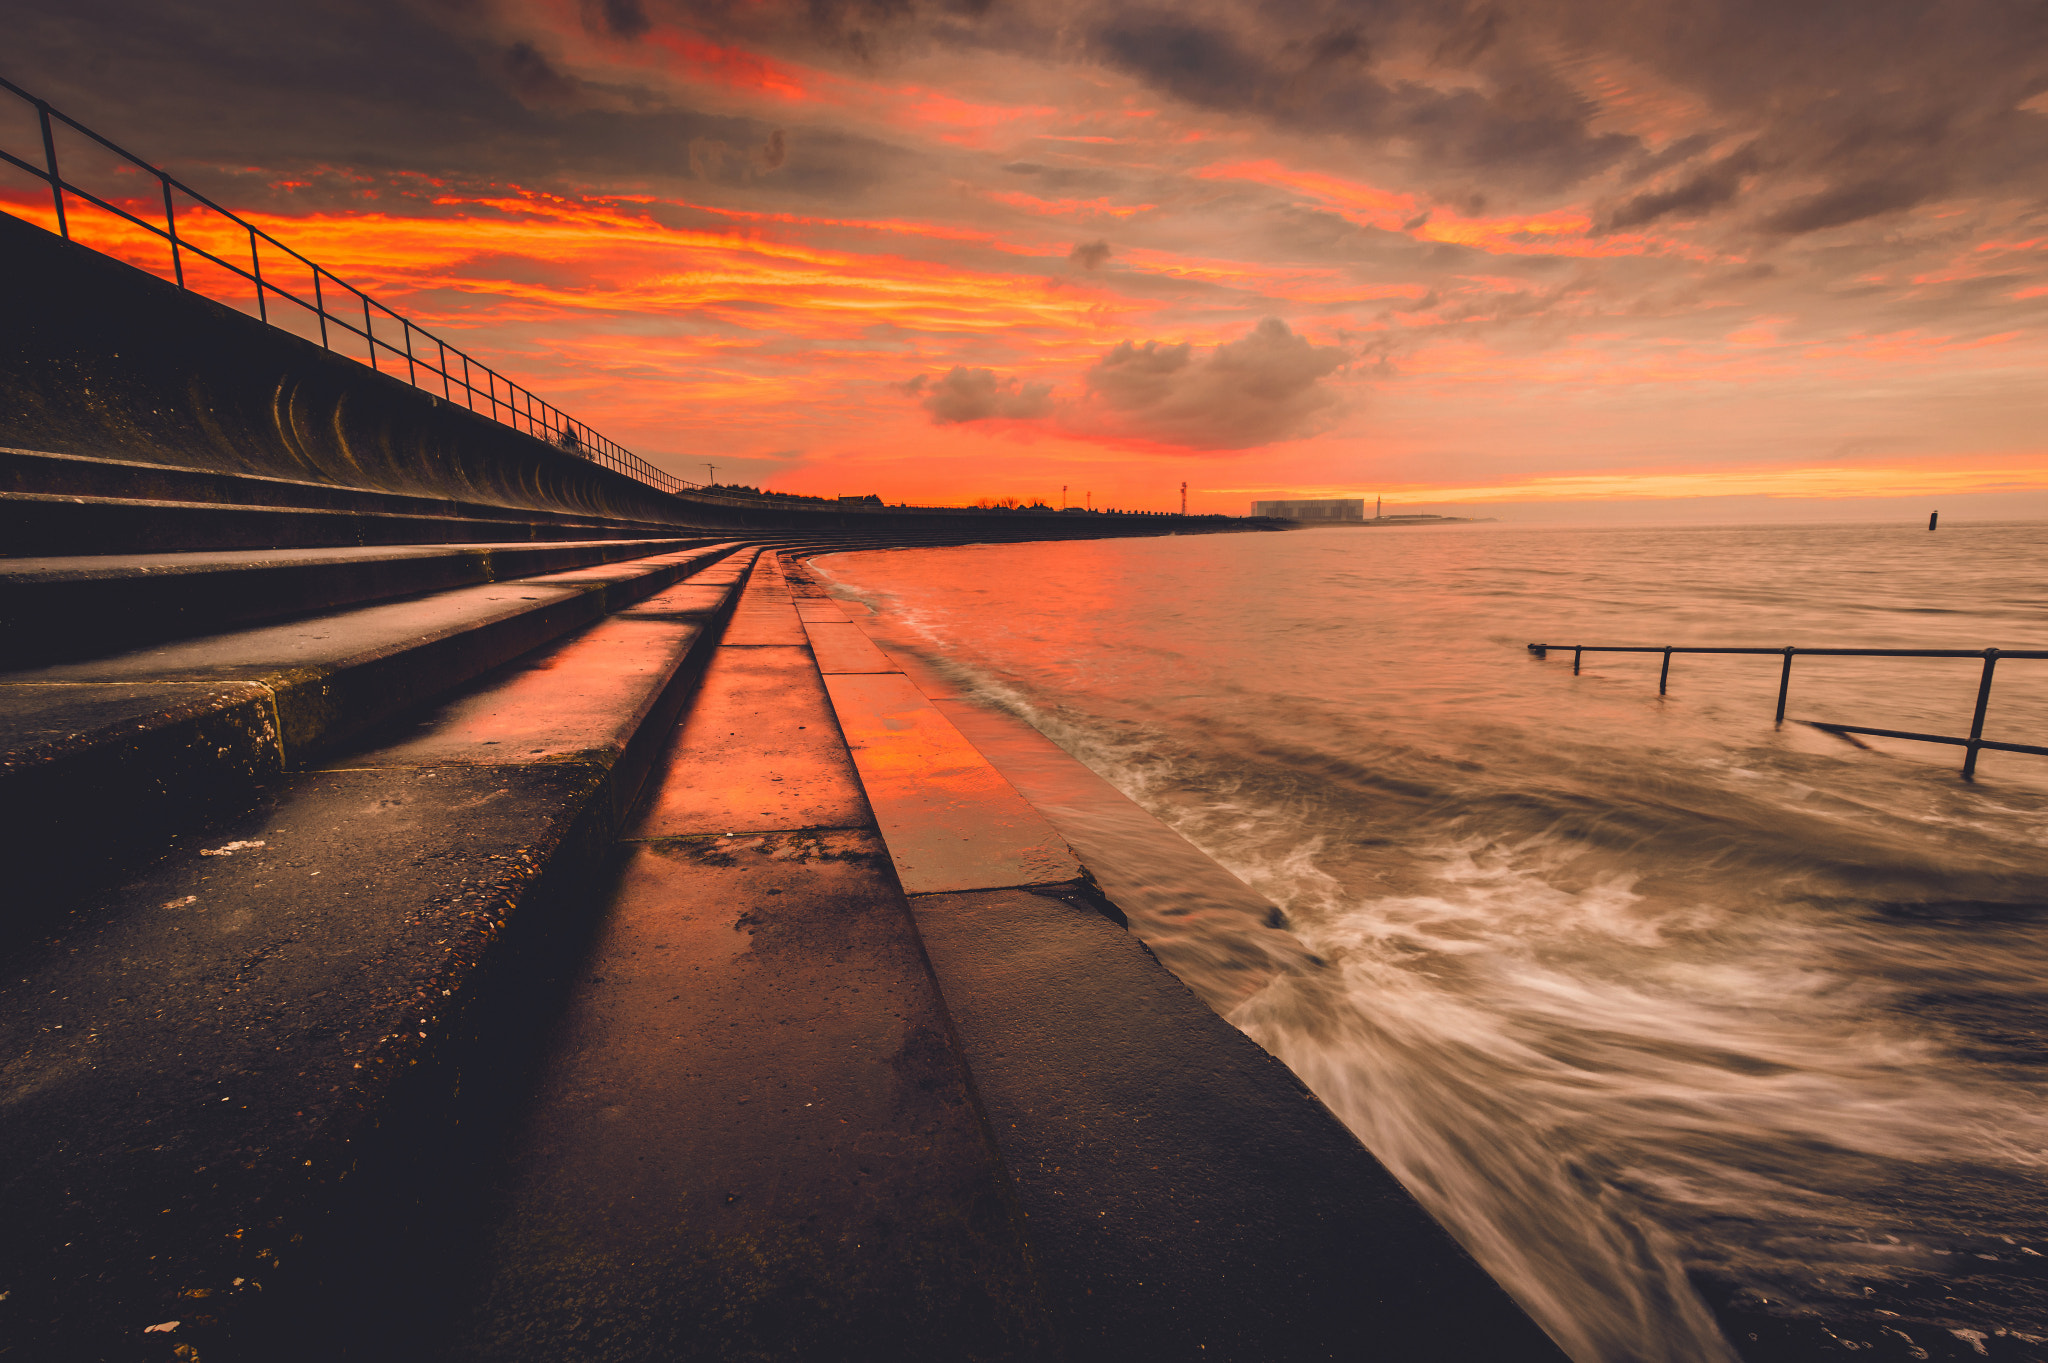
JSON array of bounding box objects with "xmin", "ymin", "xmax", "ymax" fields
[
  {"xmin": 1526, "ymin": 643, "xmax": 2048, "ymax": 780},
  {"xmin": 0, "ymin": 74, "xmax": 703, "ymax": 498}
]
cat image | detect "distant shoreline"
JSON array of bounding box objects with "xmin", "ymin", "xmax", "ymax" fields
[{"xmin": 1292, "ymin": 515, "xmax": 1497, "ymax": 527}]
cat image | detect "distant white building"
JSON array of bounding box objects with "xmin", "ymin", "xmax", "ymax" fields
[{"xmin": 1252, "ymin": 498, "xmax": 1365, "ymax": 521}]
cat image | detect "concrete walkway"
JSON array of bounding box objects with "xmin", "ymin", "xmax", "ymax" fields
[{"xmin": 439, "ymin": 555, "xmax": 1047, "ymax": 1360}]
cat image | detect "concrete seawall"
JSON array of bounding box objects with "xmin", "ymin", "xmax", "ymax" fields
[
  {"xmin": 0, "ymin": 211, "xmax": 685, "ymax": 533},
  {"xmin": 0, "ymin": 212, "xmax": 1269, "ymax": 550}
]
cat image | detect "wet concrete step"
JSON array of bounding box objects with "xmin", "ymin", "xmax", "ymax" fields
[
  {"xmin": 0, "ymin": 552, "xmax": 760, "ymax": 1363},
  {"xmin": 0, "ymin": 541, "xmax": 749, "ymax": 927},
  {"xmin": 790, "ymin": 568, "xmax": 1084, "ymax": 898},
  {"xmin": 805, "ymin": 590, "xmax": 1319, "ymax": 1012},
  {"xmin": 428, "ymin": 553, "xmax": 1048, "ymax": 1361},
  {"xmin": 1, "ymin": 536, "xmax": 721, "ymax": 666}
]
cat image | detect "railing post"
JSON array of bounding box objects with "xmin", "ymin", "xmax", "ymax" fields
[
  {"xmin": 1962, "ymin": 648, "xmax": 2001, "ymax": 781},
  {"xmin": 36, "ymin": 100, "xmax": 67, "ymax": 238},
  {"xmin": 249, "ymin": 227, "xmax": 266, "ymax": 322},
  {"xmin": 1573, "ymin": 646, "xmax": 1582, "ymax": 675},
  {"xmin": 1775, "ymin": 647, "xmax": 1795, "ymax": 724},
  {"xmin": 362, "ymin": 293, "xmax": 377, "ymax": 370},
  {"xmin": 1660, "ymin": 647, "xmax": 1672, "ymax": 695},
  {"xmin": 160, "ymin": 174, "xmax": 182, "ymax": 286},
  {"xmin": 437, "ymin": 340, "xmax": 451, "ymax": 399},
  {"xmin": 312, "ymin": 269, "xmax": 328, "ymax": 348},
  {"xmin": 401, "ymin": 319, "xmax": 416, "ymax": 385}
]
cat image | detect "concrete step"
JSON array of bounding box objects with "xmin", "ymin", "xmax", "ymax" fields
[
  {"xmin": 0, "ymin": 552, "xmax": 759, "ymax": 1363},
  {"xmin": 1, "ymin": 537, "xmax": 725, "ymax": 666},
  {"xmin": 2, "ymin": 447, "xmax": 685, "ymax": 532},
  {"xmin": 792, "ymin": 577, "xmax": 1320, "ymax": 1012},
  {"xmin": 0, "ymin": 542, "xmax": 749, "ymax": 929},
  {"xmin": 0, "ymin": 489, "xmax": 708, "ymax": 558}
]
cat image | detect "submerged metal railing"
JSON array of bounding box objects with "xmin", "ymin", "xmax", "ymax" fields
[
  {"xmin": 1526, "ymin": 643, "xmax": 2048, "ymax": 780},
  {"xmin": 0, "ymin": 74, "xmax": 702, "ymax": 498}
]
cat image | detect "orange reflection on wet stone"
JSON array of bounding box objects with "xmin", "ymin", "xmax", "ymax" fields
[
  {"xmin": 823, "ymin": 671, "xmax": 1079, "ymax": 895},
  {"xmin": 628, "ymin": 644, "xmax": 870, "ymax": 837}
]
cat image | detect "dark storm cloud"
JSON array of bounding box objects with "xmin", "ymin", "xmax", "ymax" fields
[
  {"xmin": 688, "ymin": 129, "xmax": 789, "ymax": 183},
  {"xmin": 1088, "ymin": 9, "xmax": 1631, "ymax": 193},
  {"xmin": 16, "ymin": 0, "xmax": 2048, "ymax": 244},
  {"xmin": 3, "ymin": 0, "xmax": 901, "ymax": 210},
  {"xmin": 1080, "ymin": 318, "xmax": 1348, "ymax": 450},
  {"xmin": 1075, "ymin": 0, "xmax": 2048, "ymax": 232},
  {"xmin": 1758, "ymin": 178, "xmax": 1942, "ymax": 236},
  {"xmin": 1068, "ymin": 239, "xmax": 1112, "ymax": 270},
  {"xmin": 1533, "ymin": 0, "xmax": 2048, "ymax": 234},
  {"xmin": 582, "ymin": 0, "xmax": 654, "ymax": 40},
  {"xmin": 501, "ymin": 40, "xmax": 585, "ymax": 106},
  {"xmin": 901, "ymin": 367, "xmax": 1054, "ymax": 423},
  {"xmin": 1601, "ymin": 146, "xmax": 1760, "ymax": 232},
  {"xmin": 653, "ymin": 0, "xmax": 2048, "ymax": 235}
]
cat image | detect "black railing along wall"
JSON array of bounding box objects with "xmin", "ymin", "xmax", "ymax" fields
[
  {"xmin": 1527, "ymin": 643, "xmax": 2048, "ymax": 780},
  {"xmin": 0, "ymin": 74, "xmax": 703, "ymax": 499}
]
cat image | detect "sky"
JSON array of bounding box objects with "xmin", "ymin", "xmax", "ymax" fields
[{"xmin": 5, "ymin": 0, "xmax": 2048, "ymax": 518}]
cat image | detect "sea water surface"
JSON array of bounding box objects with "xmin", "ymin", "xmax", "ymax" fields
[{"xmin": 817, "ymin": 522, "xmax": 2048, "ymax": 1363}]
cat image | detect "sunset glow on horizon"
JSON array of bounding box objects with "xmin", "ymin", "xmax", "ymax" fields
[{"xmin": 10, "ymin": 0, "xmax": 2048, "ymax": 519}]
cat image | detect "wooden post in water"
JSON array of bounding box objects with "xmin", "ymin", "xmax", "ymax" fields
[{"xmin": 1930, "ymin": 511, "xmax": 1939, "ymax": 530}]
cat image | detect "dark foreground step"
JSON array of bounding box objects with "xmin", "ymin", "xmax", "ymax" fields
[
  {"xmin": 0, "ymin": 542, "xmax": 747, "ymax": 925},
  {"xmin": 1, "ymin": 536, "xmax": 725, "ymax": 666},
  {"xmin": 0, "ymin": 551, "xmax": 759, "ymax": 1363}
]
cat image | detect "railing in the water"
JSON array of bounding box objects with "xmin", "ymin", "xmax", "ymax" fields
[
  {"xmin": 1526, "ymin": 642, "xmax": 2048, "ymax": 780},
  {"xmin": 0, "ymin": 74, "xmax": 701, "ymax": 499}
]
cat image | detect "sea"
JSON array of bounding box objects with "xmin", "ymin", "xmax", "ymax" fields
[{"xmin": 815, "ymin": 521, "xmax": 2048, "ymax": 1363}]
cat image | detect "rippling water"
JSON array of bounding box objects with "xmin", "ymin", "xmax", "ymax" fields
[{"xmin": 818, "ymin": 522, "xmax": 2048, "ymax": 1363}]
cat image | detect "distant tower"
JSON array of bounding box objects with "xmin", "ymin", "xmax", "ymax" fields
[
  {"xmin": 1376, "ymin": 496, "xmax": 1382, "ymax": 520},
  {"xmin": 1181, "ymin": 480, "xmax": 1188, "ymax": 515},
  {"xmin": 1062, "ymin": 484, "xmax": 1067, "ymax": 509}
]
